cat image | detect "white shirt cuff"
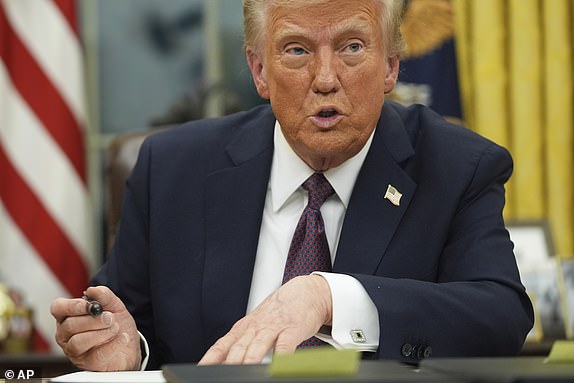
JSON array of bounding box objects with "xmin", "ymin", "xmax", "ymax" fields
[
  {"xmin": 312, "ymin": 272, "xmax": 379, "ymax": 352},
  {"xmin": 138, "ymin": 331, "xmax": 150, "ymax": 370}
]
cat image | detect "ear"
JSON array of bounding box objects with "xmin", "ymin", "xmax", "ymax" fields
[
  {"xmin": 384, "ymin": 55, "xmax": 400, "ymax": 94},
  {"xmin": 246, "ymin": 47, "xmax": 270, "ymax": 99}
]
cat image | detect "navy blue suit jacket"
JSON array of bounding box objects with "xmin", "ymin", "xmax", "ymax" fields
[{"xmin": 94, "ymin": 101, "xmax": 533, "ymax": 369}]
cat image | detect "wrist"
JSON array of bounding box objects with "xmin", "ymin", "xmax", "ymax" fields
[{"xmin": 309, "ymin": 274, "xmax": 333, "ymax": 326}]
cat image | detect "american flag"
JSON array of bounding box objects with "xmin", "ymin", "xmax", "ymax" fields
[
  {"xmin": 384, "ymin": 184, "xmax": 403, "ymax": 207},
  {"xmin": 0, "ymin": 0, "xmax": 94, "ymax": 351}
]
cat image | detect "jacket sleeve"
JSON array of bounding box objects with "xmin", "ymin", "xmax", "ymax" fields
[
  {"xmin": 91, "ymin": 137, "xmax": 163, "ymax": 369},
  {"xmin": 353, "ymin": 143, "xmax": 534, "ymax": 363}
]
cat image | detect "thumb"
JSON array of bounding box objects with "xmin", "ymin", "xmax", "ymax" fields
[{"xmin": 84, "ymin": 286, "xmax": 127, "ymax": 313}]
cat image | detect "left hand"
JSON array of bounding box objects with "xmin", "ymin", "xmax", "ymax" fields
[
  {"xmin": 198, "ymin": 274, "xmax": 332, "ymax": 365},
  {"xmin": 51, "ymin": 286, "xmax": 141, "ymax": 371}
]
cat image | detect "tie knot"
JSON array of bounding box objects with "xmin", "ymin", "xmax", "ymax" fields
[{"xmin": 302, "ymin": 173, "xmax": 334, "ymax": 210}]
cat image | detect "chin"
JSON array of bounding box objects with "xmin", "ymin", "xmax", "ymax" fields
[{"xmin": 302, "ymin": 147, "xmax": 353, "ymax": 171}]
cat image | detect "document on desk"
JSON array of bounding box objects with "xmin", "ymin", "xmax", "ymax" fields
[{"xmin": 50, "ymin": 370, "xmax": 165, "ymax": 383}]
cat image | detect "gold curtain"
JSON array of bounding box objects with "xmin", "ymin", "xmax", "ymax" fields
[{"xmin": 453, "ymin": 0, "xmax": 574, "ymax": 258}]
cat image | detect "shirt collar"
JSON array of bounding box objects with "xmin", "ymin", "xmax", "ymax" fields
[{"xmin": 270, "ymin": 120, "xmax": 375, "ymax": 212}]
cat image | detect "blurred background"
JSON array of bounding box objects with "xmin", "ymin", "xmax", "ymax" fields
[{"xmin": 0, "ymin": 0, "xmax": 573, "ymax": 362}]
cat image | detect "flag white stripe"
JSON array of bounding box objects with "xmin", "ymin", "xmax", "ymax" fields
[
  {"xmin": 0, "ymin": 201, "xmax": 67, "ymax": 352},
  {"xmin": 1, "ymin": 0, "xmax": 86, "ymax": 125},
  {"xmin": 0, "ymin": 62, "xmax": 93, "ymax": 271}
]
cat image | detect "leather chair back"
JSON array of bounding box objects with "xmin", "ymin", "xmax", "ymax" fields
[{"xmin": 106, "ymin": 128, "xmax": 168, "ymax": 250}]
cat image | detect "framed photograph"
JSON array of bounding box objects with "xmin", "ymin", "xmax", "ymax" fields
[
  {"xmin": 520, "ymin": 259, "xmax": 566, "ymax": 340},
  {"xmin": 506, "ymin": 220, "xmax": 555, "ymax": 273},
  {"xmin": 558, "ymin": 259, "xmax": 574, "ymax": 339},
  {"xmin": 507, "ymin": 220, "xmax": 565, "ymax": 340}
]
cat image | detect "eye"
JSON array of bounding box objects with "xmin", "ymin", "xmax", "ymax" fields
[
  {"xmin": 346, "ymin": 42, "xmax": 363, "ymax": 53},
  {"xmin": 279, "ymin": 42, "xmax": 309, "ymax": 68},
  {"xmin": 286, "ymin": 46, "xmax": 307, "ymax": 56}
]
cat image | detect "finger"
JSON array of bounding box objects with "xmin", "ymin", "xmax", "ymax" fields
[
  {"xmin": 58, "ymin": 311, "xmax": 115, "ymax": 342},
  {"xmin": 273, "ymin": 331, "xmax": 300, "ymax": 355},
  {"xmin": 198, "ymin": 332, "xmax": 239, "ymax": 365},
  {"xmin": 84, "ymin": 286, "xmax": 126, "ymax": 313},
  {"xmin": 63, "ymin": 322, "xmax": 120, "ymax": 357},
  {"xmin": 223, "ymin": 328, "xmax": 256, "ymax": 364},
  {"xmin": 51, "ymin": 298, "xmax": 90, "ymax": 322},
  {"xmin": 241, "ymin": 328, "xmax": 277, "ymax": 364},
  {"xmin": 73, "ymin": 331, "xmax": 137, "ymax": 372}
]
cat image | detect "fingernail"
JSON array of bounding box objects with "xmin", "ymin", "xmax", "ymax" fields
[{"xmin": 101, "ymin": 311, "xmax": 113, "ymax": 326}]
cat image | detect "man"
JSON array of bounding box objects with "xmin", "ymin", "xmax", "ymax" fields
[{"xmin": 51, "ymin": 0, "xmax": 533, "ymax": 371}]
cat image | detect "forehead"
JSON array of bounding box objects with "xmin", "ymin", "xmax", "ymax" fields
[{"xmin": 266, "ymin": 0, "xmax": 382, "ymax": 39}]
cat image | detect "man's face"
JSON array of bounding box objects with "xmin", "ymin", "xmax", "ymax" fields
[{"xmin": 247, "ymin": 0, "xmax": 399, "ymax": 171}]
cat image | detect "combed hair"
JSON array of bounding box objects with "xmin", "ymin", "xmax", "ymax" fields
[{"xmin": 243, "ymin": 0, "xmax": 406, "ymax": 56}]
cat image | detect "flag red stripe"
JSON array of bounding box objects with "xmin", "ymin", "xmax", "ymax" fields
[
  {"xmin": 54, "ymin": 0, "xmax": 79, "ymax": 36},
  {"xmin": 0, "ymin": 5, "xmax": 86, "ymax": 183},
  {"xmin": 33, "ymin": 328, "xmax": 50, "ymax": 353},
  {"xmin": 0, "ymin": 145, "xmax": 89, "ymax": 296}
]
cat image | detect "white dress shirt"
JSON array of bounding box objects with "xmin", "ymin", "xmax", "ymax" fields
[
  {"xmin": 246, "ymin": 121, "xmax": 379, "ymax": 351},
  {"xmin": 141, "ymin": 121, "xmax": 380, "ymax": 369}
]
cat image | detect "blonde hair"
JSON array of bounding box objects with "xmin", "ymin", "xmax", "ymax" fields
[{"xmin": 243, "ymin": 0, "xmax": 406, "ymax": 56}]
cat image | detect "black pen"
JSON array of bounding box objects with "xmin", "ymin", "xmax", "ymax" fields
[{"xmin": 82, "ymin": 292, "xmax": 103, "ymax": 317}]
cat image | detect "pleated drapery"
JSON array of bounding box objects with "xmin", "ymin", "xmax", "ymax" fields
[{"xmin": 454, "ymin": 0, "xmax": 574, "ymax": 258}]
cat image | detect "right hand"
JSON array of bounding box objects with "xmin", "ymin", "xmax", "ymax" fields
[{"xmin": 50, "ymin": 286, "xmax": 141, "ymax": 371}]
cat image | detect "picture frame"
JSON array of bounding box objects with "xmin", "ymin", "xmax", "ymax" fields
[
  {"xmin": 506, "ymin": 220, "xmax": 555, "ymax": 272},
  {"xmin": 558, "ymin": 259, "xmax": 574, "ymax": 339},
  {"xmin": 506, "ymin": 220, "xmax": 565, "ymax": 340}
]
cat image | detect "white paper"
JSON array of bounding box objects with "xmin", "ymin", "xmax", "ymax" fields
[{"xmin": 50, "ymin": 370, "xmax": 165, "ymax": 383}]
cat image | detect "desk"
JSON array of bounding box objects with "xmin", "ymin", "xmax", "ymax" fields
[
  {"xmin": 420, "ymin": 356, "xmax": 574, "ymax": 383},
  {"xmin": 53, "ymin": 361, "xmax": 462, "ymax": 383},
  {"xmin": 47, "ymin": 357, "xmax": 574, "ymax": 383},
  {"xmin": 0, "ymin": 353, "xmax": 77, "ymax": 378},
  {"xmin": 161, "ymin": 358, "xmax": 574, "ymax": 383}
]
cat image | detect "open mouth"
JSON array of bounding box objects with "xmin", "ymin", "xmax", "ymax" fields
[
  {"xmin": 310, "ymin": 108, "xmax": 343, "ymax": 129},
  {"xmin": 317, "ymin": 109, "xmax": 338, "ymax": 118}
]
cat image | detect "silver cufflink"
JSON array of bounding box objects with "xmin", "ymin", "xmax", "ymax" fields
[{"xmin": 350, "ymin": 329, "xmax": 366, "ymax": 343}]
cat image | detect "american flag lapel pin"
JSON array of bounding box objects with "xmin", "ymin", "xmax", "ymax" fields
[{"xmin": 384, "ymin": 184, "xmax": 402, "ymax": 206}]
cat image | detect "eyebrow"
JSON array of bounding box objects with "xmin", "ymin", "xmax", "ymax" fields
[{"xmin": 273, "ymin": 18, "xmax": 374, "ymax": 45}]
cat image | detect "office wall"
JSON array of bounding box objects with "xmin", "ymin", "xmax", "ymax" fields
[{"xmin": 86, "ymin": 0, "xmax": 260, "ymax": 136}]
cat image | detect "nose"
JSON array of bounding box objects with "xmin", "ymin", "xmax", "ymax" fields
[{"xmin": 311, "ymin": 47, "xmax": 341, "ymax": 94}]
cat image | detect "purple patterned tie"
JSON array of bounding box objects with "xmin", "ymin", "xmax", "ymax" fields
[{"xmin": 282, "ymin": 173, "xmax": 334, "ymax": 348}]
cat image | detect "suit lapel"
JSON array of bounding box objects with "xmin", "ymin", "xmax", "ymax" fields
[
  {"xmin": 334, "ymin": 103, "xmax": 417, "ymax": 274},
  {"xmin": 202, "ymin": 108, "xmax": 275, "ymax": 345},
  {"xmin": 200, "ymin": 102, "xmax": 416, "ymax": 342}
]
